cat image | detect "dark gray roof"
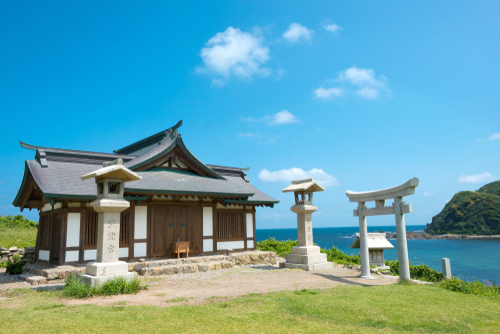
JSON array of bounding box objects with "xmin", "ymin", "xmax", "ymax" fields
[
  {"xmin": 18, "ymin": 160, "xmax": 277, "ymax": 204},
  {"xmin": 13, "ymin": 121, "xmax": 279, "ymax": 206}
]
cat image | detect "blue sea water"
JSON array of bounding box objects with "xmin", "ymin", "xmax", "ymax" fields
[{"xmin": 257, "ymin": 225, "xmax": 500, "ymax": 283}]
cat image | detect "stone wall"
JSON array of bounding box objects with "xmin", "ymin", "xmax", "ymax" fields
[{"xmin": 0, "ymin": 247, "xmax": 35, "ymax": 264}]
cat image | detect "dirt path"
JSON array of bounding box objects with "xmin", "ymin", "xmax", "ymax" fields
[{"xmin": 62, "ymin": 265, "xmax": 397, "ymax": 307}]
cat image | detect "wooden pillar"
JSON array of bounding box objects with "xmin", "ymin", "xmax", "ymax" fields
[
  {"xmin": 243, "ymin": 206, "xmax": 247, "ymax": 251},
  {"xmin": 79, "ymin": 207, "xmax": 86, "ymax": 263},
  {"xmin": 129, "ymin": 201, "xmax": 135, "ymax": 262},
  {"xmin": 59, "ymin": 209, "xmax": 68, "ymax": 265},
  {"xmin": 212, "ymin": 204, "xmax": 217, "ymax": 253}
]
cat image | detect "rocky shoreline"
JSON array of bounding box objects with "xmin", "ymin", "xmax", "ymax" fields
[{"xmin": 383, "ymin": 231, "xmax": 500, "ymax": 240}]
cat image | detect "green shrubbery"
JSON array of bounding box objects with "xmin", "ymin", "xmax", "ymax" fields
[
  {"xmin": 442, "ymin": 277, "xmax": 500, "ymax": 297},
  {"xmin": 0, "ymin": 215, "xmax": 38, "ymax": 228},
  {"xmin": 385, "ymin": 260, "xmax": 443, "ymax": 282},
  {"xmin": 256, "ymin": 238, "xmax": 298, "ymax": 258},
  {"xmin": 258, "ymin": 238, "xmax": 443, "ymax": 282},
  {"xmin": 321, "ymin": 247, "xmax": 360, "ymax": 265},
  {"xmin": 63, "ymin": 276, "xmax": 147, "ymax": 298}
]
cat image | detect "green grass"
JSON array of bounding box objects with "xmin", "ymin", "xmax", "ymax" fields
[
  {"xmin": 0, "ymin": 283, "xmax": 499, "ymax": 333},
  {"xmin": 165, "ymin": 297, "xmax": 193, "ymax": 303},
  {"xmin": 62, "ymin": 276, "xmax": 147, "ymax": 298},
  {"xmin": 0, "ymin": 215, "xmax": 38, "ymax": 248}
]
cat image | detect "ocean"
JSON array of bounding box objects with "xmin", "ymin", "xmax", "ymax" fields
[{"xmin": 256, "ymin": 225, "xmax": 500, "ymax": 283}]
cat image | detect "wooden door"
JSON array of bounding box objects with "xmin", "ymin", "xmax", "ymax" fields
[
  {"xmin": 151, "ymin": 207, "xmax": 167, "ymax": 257},
  {"xmin": 164, "ymin": 206, "xmax": 176, "ymax": 257},
  {"xmin": 190, "ymin": 207, "xmax": 203, "ymax": 254}
]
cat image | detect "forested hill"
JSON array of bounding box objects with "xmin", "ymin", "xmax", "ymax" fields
[{"xmin": 425, "ymin": 181, "xmax": 500, "ymax": 235}]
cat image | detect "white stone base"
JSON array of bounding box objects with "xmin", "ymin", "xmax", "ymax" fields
[
  {"xmin": 359, "ymin": 275, "xmax": 377, "ymax": 279},
  {"xmin": 86, "ymin": 261, "xmax": 128, "ymax": 276},
  {"xmin": 283, "ymin": 262, "xmax": 334, "ymax": 271},
  {"xmin": 284, "ymin": 245, "xmax": 333, "ymax": 271},
  {"xmin": 77, "ymin": 272, "xmax": 137, "ymax": 287}
]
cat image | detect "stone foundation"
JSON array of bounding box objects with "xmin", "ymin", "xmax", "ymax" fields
[
  {"xmin": 0, "ymin": 247, "xmax": 35, "ymax": 264},
  {"xmin": 20, "ymin": 250, "xmax": 277, "ymax": 284}
]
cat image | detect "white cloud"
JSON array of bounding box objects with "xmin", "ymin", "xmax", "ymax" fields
[
  {"xmin": 339, "ymin": 66, "xmax": 381, "ymax": 86},
  {"xmin": 356, "ymin": 87, "xmax": 379, "ymax": 99},
  {"xmin": 488, "ymin": 133, "xmax": 500, "ymax": 140},
  {"xmin": 282, "ymin": 23, "xmax": 313, "ymax": 43},
  {"xmin": 244, "ymin": 110, "xmax": 300, "ymax": 125},
  {"xmin": 258, "ymin": 168, "xmax": 340, "ymax": 186},
  {"xmin": 314, "ymin": 87, "xmax": 343, "ymax": 99},
  {"xmin": 477, "ymin": 132, "xmax": 500, "ymax": 142},
  {"xmin": 458, "ymin": 172, "xmax": 496, "ymax": 184},
  {"xmin": 323, "ymin": 23, "xmax": 342, "ymax": 33},
  {"xmin": 336, "ymin": 66, "xmax": 389, "ymax": 99},
  {"xmin": 198, "ymin": 27, "xmax": 270, "ymax": 82}
]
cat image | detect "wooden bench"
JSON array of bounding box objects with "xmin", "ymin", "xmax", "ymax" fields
[{"xmin": 172, "ymin": 241, "xmax": 190, "ymax": 259}]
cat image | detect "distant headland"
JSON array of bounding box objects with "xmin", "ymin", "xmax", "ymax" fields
[{"xmin": 424, "ymin": 180, "xmax": 500, "ymax": 236}]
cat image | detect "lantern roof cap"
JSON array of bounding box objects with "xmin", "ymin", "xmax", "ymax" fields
[
  {"xmin": 282, "ymin": 178, "xmax": 325, "ymax": 193},
  {"xmin": 81, "ymin": 159, "xmax": 142, "ymax": 182}
]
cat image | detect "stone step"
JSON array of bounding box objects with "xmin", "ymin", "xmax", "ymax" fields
[
  {"xmin": 139, "ymin": 260, "xmax": 233, "ymax": 276},
  {"xmin": 19, "ymin": 273, "xmax": 47, "ymax": 286}
]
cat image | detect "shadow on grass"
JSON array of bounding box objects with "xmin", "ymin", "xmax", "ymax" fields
[{"xmin": 312, "ymin": 273, "xmax": 378, "ymax": 287}]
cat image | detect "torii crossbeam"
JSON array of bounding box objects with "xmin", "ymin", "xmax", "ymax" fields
[{"xmin": 346, "ymin": 177, "xmax": 419, "ymax": 279}]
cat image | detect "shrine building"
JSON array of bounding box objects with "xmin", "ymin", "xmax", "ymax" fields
[{"xmin": 12, "ymin": 121, "xmax": 279, "ymax": 265}]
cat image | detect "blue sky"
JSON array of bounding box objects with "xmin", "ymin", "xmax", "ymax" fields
[{"xmin": 1, "ymin": 1, "xmax": 499, "ymax": 228}]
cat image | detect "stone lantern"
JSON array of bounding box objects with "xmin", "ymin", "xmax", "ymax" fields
[
  {"xmin": 78, "ymin": 159, "xmax": 142, "ymax": 286},
  {"xmin": 282, "ymin": 178, "xmax": 334, "ymax": 271}
]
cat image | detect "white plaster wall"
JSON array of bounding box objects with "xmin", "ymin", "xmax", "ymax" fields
[
  {"xmin": 119, "ymin": 248, "xmax": 129, "ymax": 258},
  {"xmin": 134, "ymin": 206, "xmax": 147, "ymax": 239},
  {"xmin": 246, "ymin": 213, "xmax": 253, "ymax": 238},
  {"xmin": 42, "ymin": 203, "xmax": 51, "ymax": 212},
  {"xmin": 134, "ymin": 242, "xmax": 147, "ymax": 258},
  {"xmin": 84, "ymin": 249, "xmax": 97, "ymax": 261},
  {"xmin": 39, "ymin": 250, "xmax": 50, "ymax": 261},
  {"xmin": 217, "ymin": 241, "xmax": 244, "ymax": 250},
  {"xmin": 65, "ymin": 251, "xmax": 79, "ymax": 262},
  {"xmin": 54, "ymin": 203, "xmax": 62, "ymax": 210},
  {"xmin": 203, "ymin": 239, "xmax": 213, "ymax": 252},
  {"xmin": 247, "ymin": 240, "xmax": 254, "ymax": 249},
  {"xmin": 66, "ymin": 213, "xmax": 80, "ymax": 247},
  {"xmin": 203, "ymin": 207, "xmax": 213, "ymax": 237}
]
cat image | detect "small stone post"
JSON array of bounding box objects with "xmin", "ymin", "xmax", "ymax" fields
[
  {"xmin": 282, "ymin": 178, "xmax": 334, "ymax": 271},
  {"xmin": 394, "ymin": 197, "xmax": 410, "ymax": 280},
  {"xmin": 442, "ymin": 258, "xmax": 452, "ymax": 280},
  {"xmin": 77, "ymin": 159, "xmax": 142, "ymax": 287}
]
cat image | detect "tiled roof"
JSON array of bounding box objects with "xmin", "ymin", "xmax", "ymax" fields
[{"xmin": 13, "ymin": 121, "xmax": 279, "ymax": 206}]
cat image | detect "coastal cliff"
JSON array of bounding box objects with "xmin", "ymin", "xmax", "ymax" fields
[{"xmin": 424, "ymin": 181, "xmax": 500, "ymax": 235}]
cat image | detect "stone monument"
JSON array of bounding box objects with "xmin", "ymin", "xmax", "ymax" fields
[
  {"xmin": 77, "ymin": 159, "xmax": 142, "ymax": 286},
  {"xmin": 282, "ymin": 178, "xmax": 334, "ymax": 271},
  {"xmin": 346, "ymin": 178, "xmax": 419, "ymax": 279}
]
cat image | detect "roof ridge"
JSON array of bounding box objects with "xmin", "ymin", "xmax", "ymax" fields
[
  {"xmin": 113, "ymin": 120, "xmax": 183, "ymax": 155},
  {"xmin": 19, "ymin": 141, "xmax": 135, "ymax": 159}
]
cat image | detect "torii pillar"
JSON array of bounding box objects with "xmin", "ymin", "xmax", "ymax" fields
[{"xmin": 346, "ymin": 178, "xmax": 419, "ymax": 279}]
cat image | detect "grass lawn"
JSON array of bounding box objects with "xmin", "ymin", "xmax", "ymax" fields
[
  {"xmin": 0, "ymin": 225, "xmax": 37, "ymax": 248},
  {"xmin": 1, "ymin": 283, "xmax": 498, "ymax": 333}
]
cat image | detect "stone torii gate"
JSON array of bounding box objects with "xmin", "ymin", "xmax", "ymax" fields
[{"xmin": 346, "ymin": 178, "xmax": 419, "ymax": 279}]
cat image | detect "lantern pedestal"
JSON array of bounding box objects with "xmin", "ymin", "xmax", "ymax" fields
[
  {"xmin": 282, "ymin": 179, "xmax": 334, "ymax": 271},
  {"xmin": 77, "ymin": 160, "xmax": 142, "ymax": 287}
]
